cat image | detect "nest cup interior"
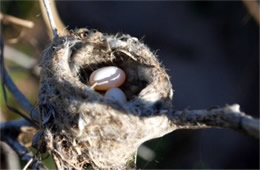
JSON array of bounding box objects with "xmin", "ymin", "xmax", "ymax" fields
[{"xmin": 78, "ymin": 51, "xmax": 153, "ymax": 100}]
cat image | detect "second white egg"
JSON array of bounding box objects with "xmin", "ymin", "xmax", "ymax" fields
[{"xmin": 104, "ymin": 87, "xmax": 127, "ymax": 103}]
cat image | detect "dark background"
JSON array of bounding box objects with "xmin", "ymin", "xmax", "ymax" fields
[{"xmin": 1, "ymin": 1, "xmax": 259, "ymax": 169}]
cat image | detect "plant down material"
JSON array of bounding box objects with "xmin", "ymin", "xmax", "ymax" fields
[{"xmin": 38, "ymin": 28, "xmax": 174, "ymax": 169}]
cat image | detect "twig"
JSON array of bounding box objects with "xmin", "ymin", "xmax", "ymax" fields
[
  {"xmin": 0, "ymin": 112, "xmax": 20, "ymax": 169},
  {"xmin": 0, "ymin": 37, "xmax": 40, "ymax": 123},
  {"xmin": 242, "ymin": 0, "xmax": 260, "ymax": 25},
  {"xmin": 4, "ymin": 44, "xmax": 41, "ymax": 77},
  {"xmin": 4, "ymin": 45, "xmax": 37, "ymax": 69},
  {"xmin": 170, "ymin": 104, "xmax": 259, "ymax": 138},
  {"xmin": 8, "ymin": 29, "xmax": 26, "ymax": 44},
  {"xmin": 23, "ymin": 158, "xmax": 33, "ymax": 170},
  {"xmin": 0, "ymin": 33, "xmax": 44, "ymax": 169},
  {"xmin": 0, "ymin": 12, "xmax": 34, "ymax": 28},
  {"xmin": 0, "ymin": 142, "xmax": 20, "ymax": 169},
  {"xmin": 1, "ymin": 67, "xmax": 40, "ymax": 124},
  {"xmin": 0, "ymin": 119, "xmax": 47, "ymax": 170},
  {"xmin": 42, "ymin": 0, "xmax": 58, "ymax": 38},
  {"xmin": 39, "ymin": 0, "xmax": 69, "ymax": 38}
]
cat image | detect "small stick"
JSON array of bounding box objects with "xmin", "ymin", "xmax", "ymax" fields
[
  {"xmin": 4, "ymin": 45, "xmax": 37, "ymax": 69},
  {"xmin": 242, "ymin": 0, "xmax": 260, "ymax": 25},
  {"xmin": 0, "ymin": 119, "xmax": 47, "ymax": 169},
  {"xmin": 42, "ymin": 0, "xmax": 58, "ymax": 38},
  {"xmin": 0, "ymin": 12, "xmax": 34, "ymax": 28},
  {"xmin": 0, "ymin": 37, "xmax": 40, "ymax": 124},
  {"xmin": 23, "ymin": 158, "xmax": 33, "ymax": 170}
]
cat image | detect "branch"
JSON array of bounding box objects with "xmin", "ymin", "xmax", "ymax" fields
[
  {"xmin": 0, "ymin": 12, "xmax": 34, "ymax": 28},
  {"xmin": 0, "ymin": 37, "xmax": 40, "ymax": 123},
  {"xmin": 40, "ymin": 0, "xmax": 69, "ymax": 38},
  {"xmin": 0, "ymin": 119, "xmax": 47, "ymax": 170},
  {"xmin": 4, "ymin": 45, "xmax": 40, "ymax": 76},
  {"xmin": 7, "ymin": 29, "xmax": 26, "ymax": 44},
  {"xmin": 170, "ymin": 104, "xmax": 259, "ymax": 138},
  {"xmin": 1, "ymin": 67, "xmax": 40, "ymax": 123},
  {"xmin": 0, "ymin": 142, "xmax": 20, "ymax": 169},
  {"xmin": 0, "ymin": 32, "xmax": 45, "ymax": 169},
  {"xmin": 0, "ymin": 111, "xmax": 20, "ymax": 169},
  {"xmin": 242, "ymin": 0, "xmax": 260, "ymax": 25},
  {"xmin": 42, "ymin": 0, "xmax": 58, "ymax": 38},
  {"xmin": 4, "ymin": 45, "xmax": 37, "ymax": 69}
]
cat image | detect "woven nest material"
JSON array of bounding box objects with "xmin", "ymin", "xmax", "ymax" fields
[{"xmin": 38, "ymin": 28, "xmax": 174, "ymax": 169}]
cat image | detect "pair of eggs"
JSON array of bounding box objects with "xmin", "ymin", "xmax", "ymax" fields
[{"xmin": 89, "ymin": 66, "xmax": 127, "ymax": 103}]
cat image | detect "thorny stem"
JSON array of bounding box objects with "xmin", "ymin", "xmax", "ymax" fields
[{"xmin": 42, "ymin": 0, "xmax": 58, "ymax": 38}]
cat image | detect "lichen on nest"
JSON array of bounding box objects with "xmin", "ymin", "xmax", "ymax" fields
[{"xmin": 38, "ymin": 28, "xmax": 174, "ymax": 169}]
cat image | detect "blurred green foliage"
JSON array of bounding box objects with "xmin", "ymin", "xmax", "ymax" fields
[{"xmin": 1, "ymin": 1, "xmax": 35, "ymax": 18}]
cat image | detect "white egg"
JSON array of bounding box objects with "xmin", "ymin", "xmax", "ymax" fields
[
  {"xmin": 104, "ymin": 87, "xmax": 127, "ymax": 103},
  {"xmin": 89, "ymin": 66, "xmax": 126, "ymax": 91}
]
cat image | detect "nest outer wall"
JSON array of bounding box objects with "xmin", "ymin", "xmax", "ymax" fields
[{"xmin": 38, "ymin": 28, "xmax": 175, "ymax": 169}]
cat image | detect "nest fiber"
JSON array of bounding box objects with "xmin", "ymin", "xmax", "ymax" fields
[{"xmin": 38, "ymin": 28, "xmax": 174, "ymax": 169}]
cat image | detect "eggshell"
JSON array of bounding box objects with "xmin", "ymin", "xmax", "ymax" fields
[
  {"xmin": 89, "ymin": 66, "xmax": 126, "ymax": 91},
  {"xmin": 104, "ymin": 87, "xmax": 127, "ymax": 103}
]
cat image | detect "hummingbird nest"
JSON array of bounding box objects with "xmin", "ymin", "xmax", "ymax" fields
[{"xmin": 38, "ymin": 28, "xmax": 174, "ymax": 169}]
